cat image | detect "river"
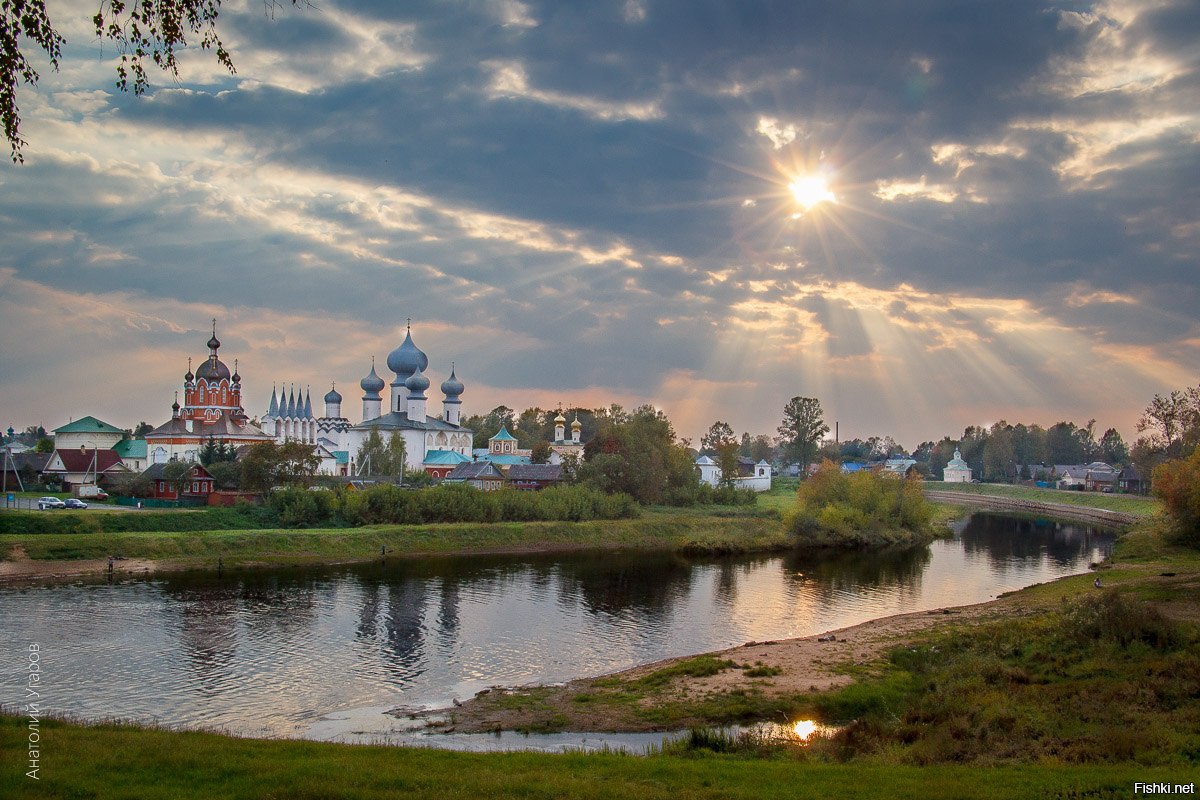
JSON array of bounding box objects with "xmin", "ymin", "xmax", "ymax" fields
[{"xmin": 0, "ymin": 513, "xmax": 1113, "ymax": 745}]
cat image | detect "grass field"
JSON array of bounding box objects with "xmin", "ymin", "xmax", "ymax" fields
[
  {"xmin": 0, "ymin": 511, "xmax": 793, "ymax": 566},
  {"xmin": 0, "ymin": 714, "xmax": 1188, "ymax": 800},
  {"xmin": 924, "ymin": 480, "xmax": 1161, "ymax": 515}
]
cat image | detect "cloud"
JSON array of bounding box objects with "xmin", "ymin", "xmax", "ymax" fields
[{"xmin": 1, "ymin": 0, "xmax": 1197, "ymax": 449}]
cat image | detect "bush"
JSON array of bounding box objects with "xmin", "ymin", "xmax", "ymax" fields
[
  {"xmin": 785, "ymin": 460, "xmax": 934, "ymax": 547},
  {"xmin": 1152, "ymin": 448, "xmax": 1200, "ymax": 545}
]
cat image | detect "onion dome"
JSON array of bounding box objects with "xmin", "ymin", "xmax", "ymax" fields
[
  {"xmin": 554, "ymin": 411, "xmax": 566, "ymax": 424},
  {"xmin": 207, "ymin": 319, "xmax": 221, "ymax": 352},
  {"xmin": 184, "ymin": 358, "xmax": 194, "ymax": 383},
  {"xmin": 324, "ymin": 383, "xmax": 342, "ymax": 405},
  {"xmin": 195, "ymin": 356, "xmax": 231, "ymax": 381},
  {"xmin": 171, "ymin": 392, "xmax": 180, "ymax": 417},
  {"xmin": 231, "ymin": 359, "xmax": 240, "ymax": 384},
  {"xmin": 571, "ymin": 415, "xmax": 582, "ymax": 430},
  {"xmin": 360, "ymin": 360, "xmax": 385, "ymax": 396},
  {"xmin": 405, "ymin": 365, "xmax": 430, "ymax": 396},
  {"xmin": 386, "ymin": 321, "xmax": 428, "ymax": 379},
  {"xmin": 440, "ymin": 364, "xmax": 464, "ymax": 398}
]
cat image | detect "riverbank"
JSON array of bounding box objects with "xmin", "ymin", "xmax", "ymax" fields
[
  {"xmin": 0, "ymin": 511, "xmax": 793, "ymax": 583},
  {"xmin": 417, "ymin": 517, "xmax": 1199, "ymax": 759},
  {"xmin": 0, "ymin": 714, "xmax": 1170, "ymax": 800},
  {"xmin": 1, "ymin": 521, "xmax": 1194, "ymax": 798}
]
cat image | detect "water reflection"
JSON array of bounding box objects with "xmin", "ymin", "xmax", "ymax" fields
[
  {"xmin": 959, "ymin": 513, "xmax": 1112, "ymax": 570},
  {"xmin": 0, "ymin": 514, "xmax": 1113, "ymax": 740}
]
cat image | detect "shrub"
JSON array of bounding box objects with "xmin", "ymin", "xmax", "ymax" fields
[
  {"xmin": 786, "ymin": 460, "xmax": 934, "ymax": 546},
  {"xmin": 1152, "ymin": 448, "xmax": 1200, "ymax": 545}
]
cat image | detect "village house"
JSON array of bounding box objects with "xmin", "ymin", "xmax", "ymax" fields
[
  {"xmin": 443, "ymin": 461, "xmax": 505, "ymax": 490},
  {"xmin": 142, "ymin": 462, "xmax": 215, "ymax": 501},
  {"xmin": 42, "ymin": 447, "xmax": 128, "ymax": 491},
  {"xmin": 505, "ymin": 463, "xmax": 565, "ymax": 490}
]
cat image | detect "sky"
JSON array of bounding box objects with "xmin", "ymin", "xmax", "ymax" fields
[{"xmin": 1, "ymin": 0, "xmax": 1197, "ymax": 449}]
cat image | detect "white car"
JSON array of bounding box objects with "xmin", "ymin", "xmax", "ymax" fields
[{"xmin": 37, "ymin": 497, "xmax": 66, "ymax": 510}]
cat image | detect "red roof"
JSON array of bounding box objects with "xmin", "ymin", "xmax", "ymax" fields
[{"xmin": 50, "ymin": 449, "xmax": 125, "ymax": 473}]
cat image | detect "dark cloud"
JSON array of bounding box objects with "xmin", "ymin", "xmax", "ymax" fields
[{"xmin": 1, "ymin": 0, "xmax": 1197, "ymax": 443}]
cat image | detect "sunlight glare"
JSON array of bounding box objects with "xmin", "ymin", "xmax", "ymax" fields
[
  {"xmin": 793, "ymin": 719, "xmax": 818, "ymax": 740},
  {"xmin": 788, "ymin": 175, "xmax": 836, "ymax": 212}
]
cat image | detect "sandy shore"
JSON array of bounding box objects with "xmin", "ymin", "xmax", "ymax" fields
[{"xmin": 411, "ymin": 591, "xmax": 1045, "ymax": 734}]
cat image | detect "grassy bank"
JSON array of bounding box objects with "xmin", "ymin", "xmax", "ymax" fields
[
  {"xmin": 0, "ymin": 511, "xmax": 792, "ymax": 568},
  {"xmin": 0, "ymin": 714, "xmax": 1180, "ymax": 800},
  {"xmin": 925, "ymin": 481, "xmax": 1161, "ymax": 516}
]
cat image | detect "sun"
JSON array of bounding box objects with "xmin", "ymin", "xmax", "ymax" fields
[{"xmin": 788, "ymin": 174, "xmax": 836, "ymax": 212}]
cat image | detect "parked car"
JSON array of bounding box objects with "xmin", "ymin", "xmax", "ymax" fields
[
  {"xmin": 37, "ymin": 496, "xmax": 66, "ymax": 510},
  {"xmin": 64, "ymin": 498, "xmax": 89, "ymax": 509}
]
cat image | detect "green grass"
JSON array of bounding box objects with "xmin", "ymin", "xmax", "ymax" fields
[
  {"xmin": 0, "ymin": 511, "xmax": 793, "ymax": 567},
  {"xmin": 0, "ymin": 714, "xmax": 1187, "ymax": 799},
  {"xmin": 925, "ymin": 481, "xmax": 1162, "ymax": 516}
]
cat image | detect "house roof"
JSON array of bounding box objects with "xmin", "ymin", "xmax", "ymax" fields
[
  {"xmin": 694, "ymin": 455, "xmax": 716, "ymax": 465},
  {"xmin": 352, "ymin": 411, "xmax": 468, "ymax": 433},
  {"xmin": 53, "ymin": 416, "xmax": 124, "ymax": 435},
  {"xmin": 481, "ymin": 454, "xmax": 530, "ymax": 466},
  {"xmin": 4, "ymin": 452, "xmax": 51, "ymax": 471},
  {"xmin": 423, "ymin": 449, "xmax": 471, "ymax": 466},
  {"xmin": 490, "ymin": 426, "xmax": 516, "ymax": 441},
  {"xmin": 445, "ymin": 461, "xmax": 504, "ymax": 481},
  {"xmin": 506, "ymin": 464, "xmax": 564, "ymax": 482},
  {"xmin": 142, "ymin": 462, "xmax": 213, "ymax": 480},
  {"xmin": 48, "ymin": 449, "xmax": 126, "ymax": 473},
  {"xmin": 113, "ymin": 438, "xmax": 147, "ymax": 459},
  {"xmin": 146, "ymin": 413, "xmax": 271, "ymax": 441}
]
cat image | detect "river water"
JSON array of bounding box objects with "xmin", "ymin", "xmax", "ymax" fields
[{"xmin": 0, "ymin": 513, "xmax": 1112, "ymax": 746}]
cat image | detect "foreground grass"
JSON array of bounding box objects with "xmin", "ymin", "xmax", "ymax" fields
[
  {"xmin": 0, "ymin": 511, "xmax": 791, "ymax": 567},
  {"xmin": 925, "ymin": 481, "xmax": 1161, "ymax": 516},
  {"xmin": 0, "ymin": 715, "xmax": 1186, "ymax": 800}
]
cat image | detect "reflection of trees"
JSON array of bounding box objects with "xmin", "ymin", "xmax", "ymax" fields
[
  {"xmin": 552, "ymin": 552, "xmax": 695, "ymax": 619},
  {"xmin": 958, "ymin": 513, "xmax": 1114, "ymax": 570},
  {"xmin": 780, "ymin": 546, "xmax": 931, "ymax": 602}
]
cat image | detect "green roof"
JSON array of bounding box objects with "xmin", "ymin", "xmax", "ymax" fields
[
  {"xmin": 490, "ymin": 426, "xmax": 516, "ymax": 441},
  {"xmin": 423, "ymin": 450, "xmax": 470, "ymax": 465},
  {"xmin": 53, "ymin": 416, "xmax": 124, "ymax": 435},
  {"xmin": 483, "ymin": 454, "xmax": 530, "ymax": 466},
  {"xmin": 112, "ymin": 438, "xmax": 147, "ymax": 458}
]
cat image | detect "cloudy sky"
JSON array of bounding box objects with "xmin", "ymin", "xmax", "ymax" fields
[{"xmin": 1, "ymin": 0, "xmax": 1197, "ymax": 448}]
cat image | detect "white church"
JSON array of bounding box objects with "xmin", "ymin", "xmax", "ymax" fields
[{"xmin": 260, "ymin": 323, "xmax": 473, "ymax": 475}]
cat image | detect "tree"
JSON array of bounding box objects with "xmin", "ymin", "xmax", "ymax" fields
[
  {"xmin": 1137, "ymin": 385, "xmax": 1200, "ymax": 459},
  {"xmin": 1151, "ymin": 447, "xmax": 1200, "ymax": 545},
  {"xmin": 1099, "ymin": 428, "xmax": 1129, "ymax": 465},
  {"xmin": 1046, "ymin": 421, "xmax": 1084, "ymax": 465},
  {"xmin": 748, "ymin": 434, "xmax": 774, "ymax": 463},
  {"xmin": 530, "ymin": 440, "xmax": 552, "ymax": 464},
  {"xmin": 982, "ymin": 422, "xmax": 1015, "ymax": 482},
  {"xmin": 714, "ymin": 439, "xmax": 741, "ymax": 488},
  {"xmin": 33, "ymin": 436, "xmax": 53, "ymax": 453},
  {"xmin": 132, "ymin": 421, "xmax": 154, "ymax": 438},
  {"xmin": 355, "ymin": 429, "xmax": 406, "ymax": 477},
  {"xmin": 700, "ymin": 420, "xmax": 735, "ymax": 454},
  {"xmin": 777, "ymin": 396, "xmax": 829, "ymax": 475},
  {"xmin": 162, "ymin": 460, "xmax": 193, "ymax": 497},
  {"xmin": 239, "ymin": 440, "xmax": 318, "ymax": 494},
  {"xmin": 2, "ymin": 0, "xmax": 304, "ymax": 162}
]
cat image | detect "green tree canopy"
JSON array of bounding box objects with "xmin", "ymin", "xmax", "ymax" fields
[{"xmin": 777, "ymin": 396, "xmax": 829, "ymax": 474}]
